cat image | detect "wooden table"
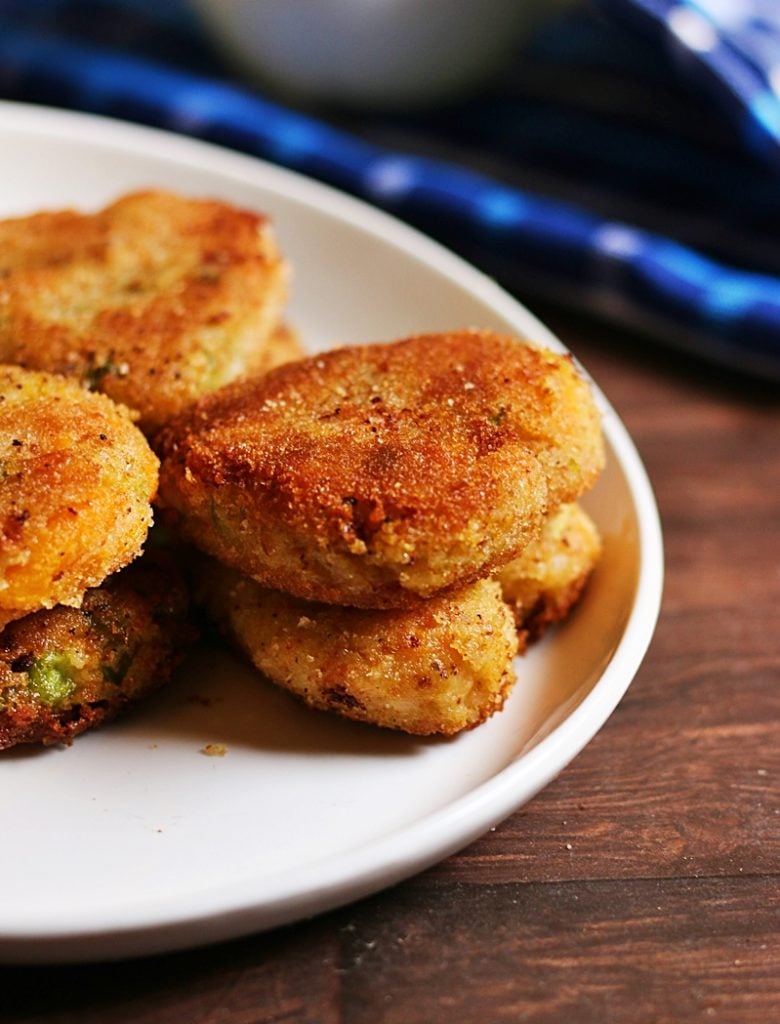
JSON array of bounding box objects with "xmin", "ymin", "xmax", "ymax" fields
[{"xmin": 3, "ymin": 309, "xmax": 778, "ymax": 1024}]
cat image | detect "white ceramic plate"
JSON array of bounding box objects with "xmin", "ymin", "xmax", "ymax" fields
[{"xmin": 0, "ymin": 102, "xmax": 663, "ymax": 964}]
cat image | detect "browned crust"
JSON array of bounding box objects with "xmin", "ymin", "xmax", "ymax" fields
[
  {"xmin": 200, "ymin": 561, "xmax": 519, "ymax": 736},
  {"xmin": 157, "ymin": 330, "xmax": 604, "ymax": 608},
  {"xmin": 515, "ymin": 572, "xmax": 593, "ymax": 654},
  {"xmin": 0, "ymin": 365, "xmax": 158, "ymax": 619},
  {"xmin": 498, "ymin": 502, "xmax": 602, "ymax": 650},
  {"xmin": 243, "ymin": 321, "xmax": 305, "ymax": 378},
  {"xmin": 0, "ymin": 551, "xmax": 194, "ymax": 749},
  {"xmin": 0, "ymin": 190, "xmax": 289, "ymax": 434}
]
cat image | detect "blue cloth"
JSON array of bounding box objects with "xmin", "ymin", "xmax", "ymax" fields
[{"xmin": 0, "ymin": 0, "xmax": 780, "ymax": 379}]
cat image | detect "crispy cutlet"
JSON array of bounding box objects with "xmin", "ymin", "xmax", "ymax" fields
[
  {"xmin": 0, "ymin": 365, "xmax": 157, "ymax": 626},
  {"xmin": 0, "ymin": 190, "xmax": 289, "ymax": 434},
  {"xmin": 0, "ymin": 551, "xmax": 193, "ymax": 749},
  {"xmin": 498, "ymin": 502, "xmax": 602, "ymax": 648},
  {"xmin": 200, "ymin": 560, "xmax": 518, "ymax": 736},
  {"xmin": 157, "ymin": 330, "xmax": 604, "ymax": 608}
]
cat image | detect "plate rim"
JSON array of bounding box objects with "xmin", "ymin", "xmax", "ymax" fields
[{"xmin": 0, "ymin": 101, "xmax": 664, "ymax": 962}]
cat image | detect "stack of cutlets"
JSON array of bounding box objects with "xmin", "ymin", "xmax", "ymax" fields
[
  {"xmin": 156, "ymin": 329, "xmax": 606, "ymax": 736},
  {"xmin": 0, "ymin": 188, "xmax": 605, "ymax": 746},
  {"xmin": 0, "ymin": 190, "xmax": 299, "ymax": 748},
  {"xmin": 0, "ymin": 363, "xmax": 190, "ymax": 747}
]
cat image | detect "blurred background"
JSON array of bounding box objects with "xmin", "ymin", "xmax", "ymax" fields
[{"xmin": 0, "ymin": 0, "xmax": 779, "ymax": 381}]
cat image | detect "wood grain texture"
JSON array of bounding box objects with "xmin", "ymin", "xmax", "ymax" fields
[
  {"xmin": 2, "ymin": 312, "xmax": 779, "ymax": 1023},
  {"xmin": 4, "ymin": 877, "xmax": 780, "ymax": 1024}
]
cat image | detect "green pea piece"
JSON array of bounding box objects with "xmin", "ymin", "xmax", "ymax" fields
[
  {"xmin": 27, "ymin": 651, "xmax": 78, "ymax": 706},
  {"xmin": 0, "ymin": 550, "xmax": 194, "ymax": 750}
]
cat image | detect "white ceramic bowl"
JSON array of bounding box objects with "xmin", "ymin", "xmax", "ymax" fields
[{"xmin": 190, "ymin": 0, "xmax": 566, "ymax": 108}]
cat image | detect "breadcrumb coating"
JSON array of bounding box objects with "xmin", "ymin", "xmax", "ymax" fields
[
  {"xmin": 0, "ymin": 365, "xmax": 157, "ymax": 623},
  {"xmin": 249, "ymin": 321, "xmax": 305, "ymax": 377},
  {"xmin": 0, "ymin": 551, "xmax": 194, "ymax": 749},
  {"xmin": 499, "ymin": 502, "xmax": 602, "ymax": 647},
  {"xmin": 0, "ymin": 190, "xmax": 289, "ymax": 434},
  {"xmin": 157, "ymin": 330, "xmax": 604, "ymax": 608},
  {"xmin": 201, "ymin": 560, "xmax": 518, "ymax": 736}
]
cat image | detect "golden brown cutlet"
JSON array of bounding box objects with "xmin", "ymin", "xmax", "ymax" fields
[
  {"xmin": 194, "ymin": 504, "xmax": 600, "ymax": 736},
  {"xmin": 200, "ymin": 559, "xmax": 518, "ymax": 737},
  {"xmin": 498, "ymin": 502, "xmax": 602, "ymax": 648},
  {"xmin": 0, "ymin": 190, "xmax": 289, "ymax": 434},
  {"xmin": 156, "ymin": 329, "xmax": 605, "ymax": 609},
  {"xmin": 247, "ymin": 321, "xmax": 305, "ymax": 377},
  {"xmin": 0, "ymin": 550, "xmax": 194, "ymax": 749},
  {"xmin": 0, "ymin": 364, "xmax": 157, "ymax": 626}
]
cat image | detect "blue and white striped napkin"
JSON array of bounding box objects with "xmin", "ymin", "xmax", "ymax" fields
[{"xmin": 1, "ymin": 0, "xmax": 779, "ymax": 378}]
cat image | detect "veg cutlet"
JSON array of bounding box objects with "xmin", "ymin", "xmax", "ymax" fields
[
  {"xmin": 0, "ymin": 551, "xmax": 193, "ymax": 749},
  {"xmin": 498, "ymin": 502, "xmax": 602, "ymax": 648},
  {"xmin": 0, "ymin": 365, "xmax": 158, "ymax": 626},
  {"xmin": 197, "ymin": 504, "xmax": 598, "ymax": 736},
  {"xmin": 251, "ymin": 321, "xmax": 304, "ymax": 377},
  {"xmin": 157, "ymin": 330, "xmax": 605, "ymax": 609},
  {"xmin": 201, "ymin": 561, "xmax": 518, "ymax": 736},
  {"xmin": 0, "ymin": 190, "xmax": 289, "ymax": 434}
]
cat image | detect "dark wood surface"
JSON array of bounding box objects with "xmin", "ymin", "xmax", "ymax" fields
[{"xmin": 3, "ymin": 310, "xmax": 779, "ymax": 1024}]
